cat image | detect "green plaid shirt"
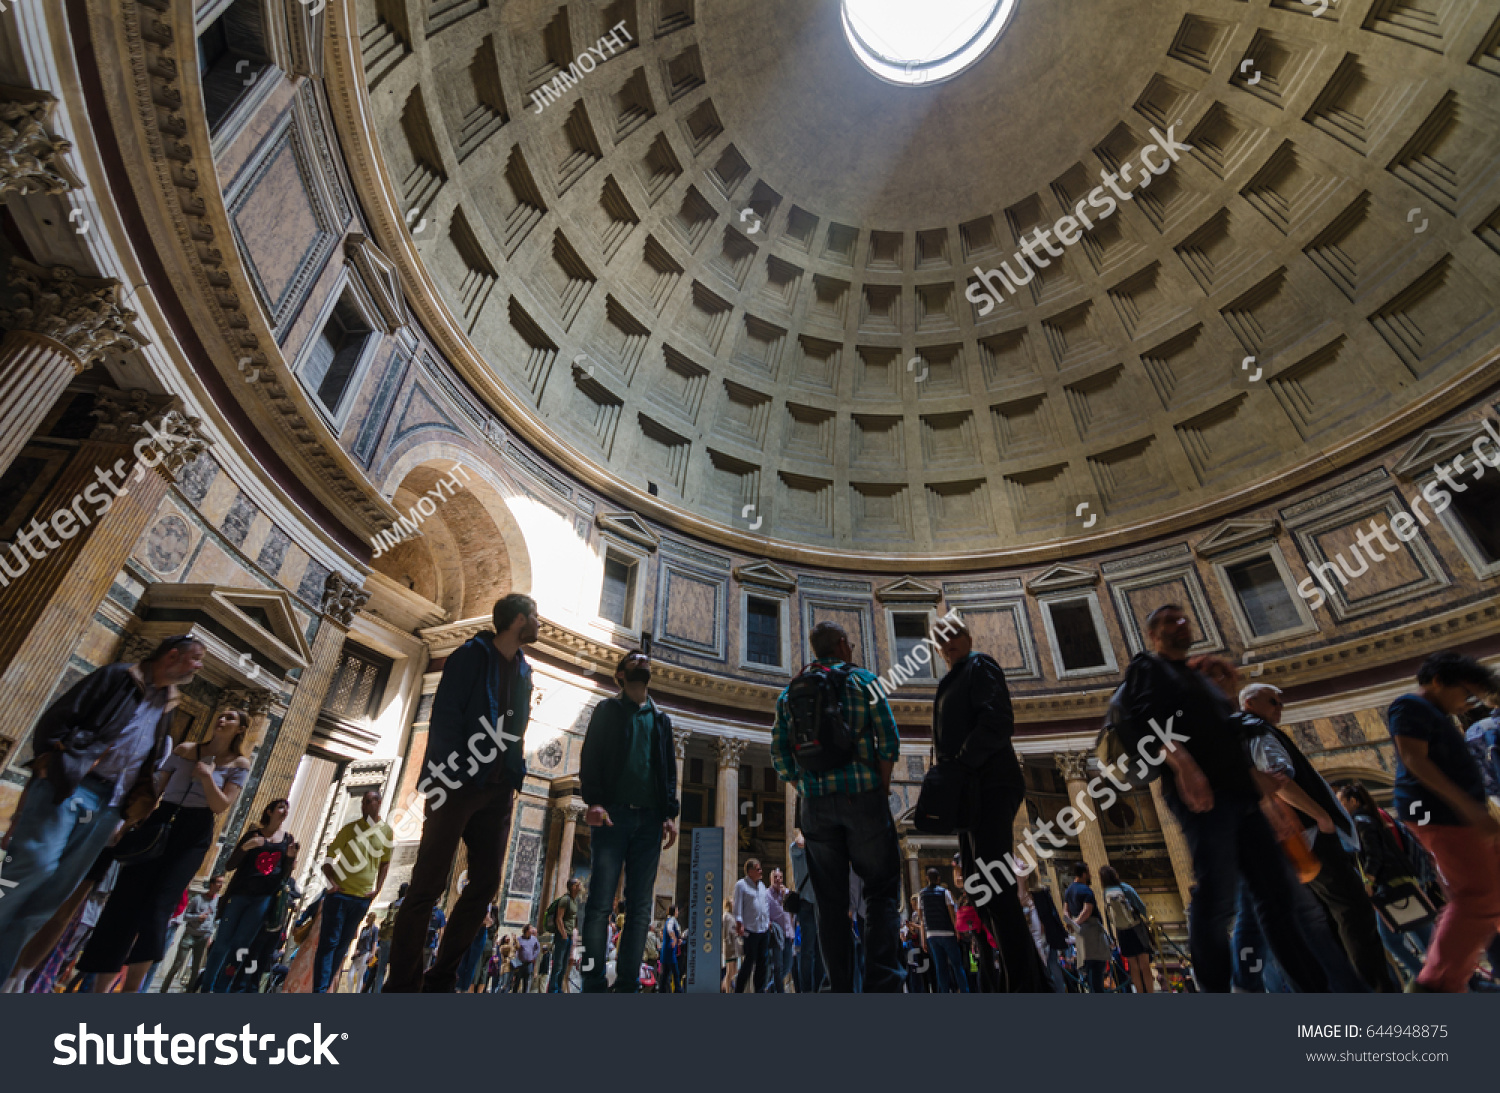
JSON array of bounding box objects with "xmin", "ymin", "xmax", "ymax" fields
[{"xmin": 771, "ymin": 658, "xmax": 900, "ymax": 798}]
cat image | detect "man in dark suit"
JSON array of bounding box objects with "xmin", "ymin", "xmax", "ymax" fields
[{"xmin": 934, "ymin": 620, "xmax": 1052, "ymax": 991}]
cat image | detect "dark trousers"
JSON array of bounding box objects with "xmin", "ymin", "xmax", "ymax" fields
[
  {"xmin": 385, "ymin": 781, "xmax": 514, "ymax": 993},
  {"xmin": 1308, "ymin": 832, "xmax": 1398, "ymax": 992},
  {"xmin": 799, "ymin": 788, "xmax": 904, "ymax": 992},
  {"xmin": 1082, "ymin": 960, "xmax": 1107, "ymax": 993},
  {"xmin": 958, "ymin": 781, "xmax": 1052, "ymax": 992},
  {"xmin": 1173, "ymin": 795, "xmax": 1329, "ymax": 993},
  {"xmin": 795, "ymin": 900, "xmax": 823, "ymax": 992},
  {"xmin": 78, "ymin": 804, "xmax": 215, "ymax": 971},
  {"xmin": 734, "ymin": 929, "xmax": 770, "ymax": 992},
  {"xmin": 580, "ymin": 805, "xmax": 663, "ymax": 993},
  {"xmin": 313, "ymin": 892, "xmax": 372, "ymax": 993},
  {"xmin": 547, "ymin": 935, "xmax": 572, "ymax": 992}
]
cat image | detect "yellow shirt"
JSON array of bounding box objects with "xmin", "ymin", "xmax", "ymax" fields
[{"xmin": 326, "ymin": 817, "xmax": 394, "ymax": 898}]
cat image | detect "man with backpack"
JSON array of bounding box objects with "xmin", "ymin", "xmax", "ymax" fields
[
  {"xmin": 770, "ymin": 622, "xmax": 903, "ymax": 992},
  {"xmin": 545, "ymin": 878, "xmax": 581, "ymax": 992},
  {"xmin": 578, "ymin": 651, "xmax": 680, "ymax": 992},
  {"xmin": 933, "ymin": 620, "xmax": 1052, "ymax": 992},
  {"xmin": 1118, "ymin": 604, "xmax": 1327, "ymax": 992}
]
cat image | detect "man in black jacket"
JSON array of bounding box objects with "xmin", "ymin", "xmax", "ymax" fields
[
  {"xmin": 385, "ymin": 593, "xmax": 538, "ymax": 992},
  {"xmin": 1121, "ymin": 604, "xmax": 1326, "ymax": 992},
  {"xmin": 578, "ymin": 650, "xmax": 679, "ymax": 992},
  {"xmin": 934, "ymin": 620, "xmax": 1051, "ymax": 991},
  {"xmin": 0, "ymin": 634, "xmax": 202, "ymax": 985},
  {"xmin": 1236, "ymin": 683, "xmax": 1395, "ymax": 991}
]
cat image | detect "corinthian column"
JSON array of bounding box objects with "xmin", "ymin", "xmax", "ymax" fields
[
  {"xmin": 0, "ymin": 88, "xmax": 77, "ymax": 200},
  {"xmin": 653, "ymin": 727, "xmax": 692, "ymax": 909},
  {"xmin": 717, "ymin": 736, "xmax": 748, "ymax": 896},
  {"xmin": 1054, "ymin": 750, "xmax": 1111, "ymax": 888},
  {"xmin": 551, "ymin": 800, "xmax": 586, "ymax": 905},
  {"xmin": 0, "ymin": 397, "xmax": 207, "ymax": 754},
  {"xmin": 0, "ymin": 261, "xmax": 141, "ymax": 478}
]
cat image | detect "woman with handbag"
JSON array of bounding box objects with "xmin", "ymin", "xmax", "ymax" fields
[
  {"xmin": 1099, "ymin": 865, "xmax": 1156, "ymax": 993},
  {"xmin": 75, "ymin": 709, "xmax": 252, "ymax": 993},
  {"xmin": 201, "ymin": 797, "xmax": 298, "ymax": 992},
  {"xmin": 1335, "ymin": 780, "xmax": 1436, "ymax": 985}
]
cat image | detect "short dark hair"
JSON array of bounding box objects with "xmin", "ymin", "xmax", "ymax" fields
[
  {"xmin": 493, "ymin": 593, "xmax": 537, "ymax": 634},
  {"xmin": 1145, "ymin": 604, "xmax": 1186, "ymax": 632},
  {"xmin": 615, "ymin": 649, "xmax": 647, "ymax": 677},
  {"xmin": 143, "ymin": 634, "xmax": 204, "ymax": 663},
  {"xmin": 809, "ymin": 621, "xmax": 847, "ymax": 659},
  {"xmin": 1417, "ymin": 651, "xmax": 1498, "ymax": 693},
  {"xmin": 1333, "ymin": 779, "xmax": 1377, "ymax": 816},
  {"xmin": 925, "ymin": 866, "xmax": 941, "ymax": 885},
  {"xmin": 1073, "ymin": 861, "xmax": 1090, "ymax": 879}
]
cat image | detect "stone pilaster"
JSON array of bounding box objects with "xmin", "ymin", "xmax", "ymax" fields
[
  {"xmin": 1150, "ymin": 778, "xmax": 1196, "ymax": 915},
  {"xmin": 0, "ymin": 396, "xmax": 207, "ymax": 754},
  {"xmin": 717, "ymin": 736, "xmax": 747, "ymax": 896},
  {"xmin": 246, "ymin": 573, "xmax": 369, "ymax": 818},
  {"xmin": 1054, "ymin": 750, "xmax": 1111, "ymax": 888},
  {"xmin": 0, "ymin": 262, "xmax": 141, "ymax": 478},
  {"xmin": 552, "ymin": 800, "xmax": 585, "ymax": 905},
  {"xmin": 0, "ymin": 88, "xmax": 76, "ymax": 200},
  {"xmin": 652, "ymin": 727, "xmax": 691, "ymax": 910}
]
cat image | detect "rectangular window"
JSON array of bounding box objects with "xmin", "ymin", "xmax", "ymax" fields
[
  {"xmin": 745, "ymin": 596, "xmax": 781, "ymax": 666},
  {"xmin": 1049, "ymin": 599, "xmax": 1107, "ymax": 672},
  {"xmin": 323, "ymin": 643, "xmax": 393, "ymax": 722},
  {"xmin": 599, "ymin": 552, "xmax": 636, "ymax": 627},
  {"xmin": 688, "ymin": 757, "xmax": 704, "ymax": 785},
  {"xmin": 1226, "ymin": 555, "xmax": 1301, "ymax": 638},
  {"xmin": 891, "ymin": 612, "xmax": 933, "ymax": 679},
  {"xmin": 198, "ymin": 0, "xmax": 271, "ymax": 134},
  {"xmin": 304, "ymin": 296, "xmax": 372, "ymax": 415},
  {"xmin": 763, "ymin": 767, "xmax": 778, "ymax": 793},
  {"xmin": 1449, "ymin": 474, "xmax": 1500, "ymax": 565}
]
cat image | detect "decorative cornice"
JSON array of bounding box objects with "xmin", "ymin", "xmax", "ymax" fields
[
  {"xmin": 1194, "ymin": 519, "xmax": 1280, "ymax": 559},
  {"xmin": 1, "ymin": 260, "xmax": 141, "ymax": 371},
  {"xmin": 595, "ymin": 510, "xmax": 660, "ymax": 551},
  {"xmin": 0, "ymin": 86, "xmax": 78, "ymax": 199},
  {"xmin": 344, "ymin": 231, "xmax": 409, "ymax": 333},
  {"xmin": 102, "ymin": 0, "xmax": 397, "ymax": 543}
]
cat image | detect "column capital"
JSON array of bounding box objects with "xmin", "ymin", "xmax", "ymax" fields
[
  {"xmin": 565, "ymin": 800, "xmax": 587, "ymax": 823},
  {"xmin": 1, "ymin": 260, "xmax": 141, "ymax": 372},
  {"xmin": 716, "ymin": 735, "xmax": 748, "ymax": 769},
  {"xmin": 0, "ymin": 88, "xmax": 77, "ymax": 201},
  {"xmin": 88, "ymin": 390, "xmax": 212, "ymax": 481},
  {"xmin": 672, "ymin": 726, "xmax": 692, "ymax": 759},
  {"xmin": 1053, "ymin": 749, "xmax": 1092, "ymax": 783},
  {"xmin": 321, "ymin": 571, "xmax": 371, "ymax": 626},
  {"xmin": 221, "ymin": 687, "xmax": 274, "ymax": 718}
]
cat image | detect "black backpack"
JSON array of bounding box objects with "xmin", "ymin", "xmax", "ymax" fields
[{"xmin": 785, "ymin": 662, "xmax": 863, "ymax": 773}]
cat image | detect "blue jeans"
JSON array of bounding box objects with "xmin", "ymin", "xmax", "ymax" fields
[
  {"xmin": 795, "ymin": 900, "xmax": 823, "ymax": 992},
  {"xmin": 1234, "ymin": 877, "xmax": 1365, "ymax": 992},
  {"xmin": 580, "ymin": 805, "xmax": 663, "ymax": 993},
  {"xmin": 765, "ymin": 923, "xmax": 793, "ymax": 992},
  {"xmin": 928, "ymin": 934, "xmax": 970, "ymax": 993},
  {"xmin": 313, "ymin": 892, "xmax": 373, "ymax": 993},
  {"xmin": 200, "ymin": 893, "xmax": 272, "ymax": 992},
  {"xmin": 800, "ymin": 788, "xmax": 905, "ymax": 992},
  {"xmin": 370, "ymin": 938, "xmax": 391, "ymax": 993},
  {"xmin": 0, "ymin": 776, "xmax": 119, "ymax": 982},
  {"xmin": 1172, "ymin": 796, "xmax": 1328, "ymax": 993},
  {"xmin": 547, "ymin": 935, "xmax": 572, "ymax": 992}
]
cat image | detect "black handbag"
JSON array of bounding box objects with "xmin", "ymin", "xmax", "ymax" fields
[
  {"xmin": 912, "ymin": 760, "xmax": 979, "ymax": 835},
  {"xmin": 113, "ymin": 745, "xmax": 201, "ymax": 866}
]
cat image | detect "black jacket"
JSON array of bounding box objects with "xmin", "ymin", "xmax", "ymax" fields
[
  {"xmin": 933, "ymin": 652, "xmax": 1022, "ymax": 790},
  {"xmin": 579, "ymin": 694, "xmax": 680, "ymax": 819},
  {"xmin": 1232, "ymin": 711, "xmax": 1350, "ymax": 838},
  {"xmin": 29, "ymin": 662, "xmax": 177, "ymax": 804},
  {"xmin": 426, "ymin": 632, "xmax": 533, "ymax": 791},
  {"xmin": 1032, "ymin": 888, "xmax": 1071, "ymax": 951}
]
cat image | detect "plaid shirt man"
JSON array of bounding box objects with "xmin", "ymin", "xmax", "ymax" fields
[{"xmin": 771, "ymin": 657, "xmax": 900, "ymax": 797}]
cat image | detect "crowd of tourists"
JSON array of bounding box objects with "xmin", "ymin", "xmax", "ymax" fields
[{"xmin": 2, "ymin": 594, "xmax": 1498, "ymax": 994}]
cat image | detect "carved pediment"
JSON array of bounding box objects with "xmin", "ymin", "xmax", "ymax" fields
[
  {"xmin": 1393, "ymin": 419, "xmax": 1496, "ymax": 480},
  {"xmin": 874, "ymin": 575, "xmax": 943, "ymax": 604},
  {"xmin": 1194, "ymin": 518, "xmax": 1280, "ymax": 558},
  {"xmin": 345, "ymin": 233, "xmax": 408, "ymax": 333},
  {"xmin": 1026, "ymin": 564, "xmax": 1098, "ymax": 593},
  {"xmin": 595, "ymin": 510, "xmax": 659, "ymax": 551},
  {"xmin": 733, "ymin": 560, "xmax": 797, "ymax": 592}
]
